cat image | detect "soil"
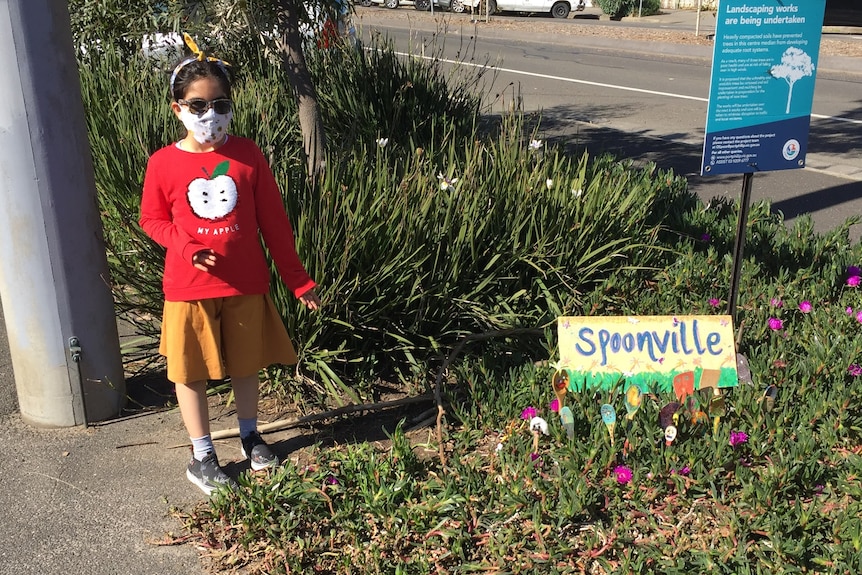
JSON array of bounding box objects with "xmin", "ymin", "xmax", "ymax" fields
[{"xmin": 126, "ymin": 370, "xmax": 440, "ymax": 466}]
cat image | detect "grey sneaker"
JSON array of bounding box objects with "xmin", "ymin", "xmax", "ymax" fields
[
  {"xmin": 241, "ymin": 431, "xmax": 279, "ymax": 471},
  {"xmin": 186, "ymin": 452, "xmax": 238, "ymax": 495}
]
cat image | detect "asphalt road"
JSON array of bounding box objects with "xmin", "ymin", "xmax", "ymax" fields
[{"xmin": 357, "ymin": 8, "xmax": 862, "ymax": 239}]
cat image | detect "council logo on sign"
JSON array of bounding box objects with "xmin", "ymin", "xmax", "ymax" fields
[{"xmin": 782, "ymin": 139, "xmax": 800, "ymax": 161}]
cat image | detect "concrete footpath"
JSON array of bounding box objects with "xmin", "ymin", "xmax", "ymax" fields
[{"xmin": 0, "ymin": 8, "xmax": 860, "ymax": 575}]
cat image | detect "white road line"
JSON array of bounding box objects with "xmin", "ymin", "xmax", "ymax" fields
[{"xmin": 394, "ymin": 50, "xmax": 862, "ymax": 125}]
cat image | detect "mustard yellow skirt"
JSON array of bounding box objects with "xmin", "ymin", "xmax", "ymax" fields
[{"xmin": 159, "ymin": 294, "xmax": 297, "ymax": 385}]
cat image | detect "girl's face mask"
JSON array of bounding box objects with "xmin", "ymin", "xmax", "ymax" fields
[{"xmin": 178, "ymin": 105, "xmax": 232, "ymax": 146}]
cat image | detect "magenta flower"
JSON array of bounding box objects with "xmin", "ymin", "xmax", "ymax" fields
[
  {"xmin": 729, "ymin": 431, "xmax": 749, "ymax": 447},
  {"xmin": 530, "ymin": 452, "xmax": 540, "ymax": 461},
  {"xmin": 701, "ymin": 233, "xmax": 711, "ymax": 242},
  {"xmin": 768, "ymin": 318, "xmax": 783, "ymax": 331},
  {"xmin": 520, "ymin": 406, "xmax": 537, "ymax": 420},
  {"xmin": 798, "ymin": 301, "xmax": 812, "ymax": 313},
  {"xmin": 848, "ymin": 364, "xmax": 862, "ymax": 377},
  {"xmin": 548, "ymin": 399, "xmax": 560, "ymax": 413},
  {"xmin": 848, "ymin": 276, "xmax": 860, "ymax": 287},
  {"xmin": 708, "ymin": 298, "xmax": 720, "ymax": 308},
  {"xmin": 325, "ymin": 475, "xmax": 339, "ymax": 485},
  {"xmin": 857, "ymin": 311, "xmax": 862, "ymax": 324},
  {"xmin": 671, "ymin": 466, "xmax": 691, "ymax": 476},
  {"xmin": 770, "ymin": 298, "xmax": 783, "ymax": 308},
  {"xmin": 847, "ymin": 307, "xmax": 854, "ymax": 316},
  {"xmin": 848, "ymin": 265, "xmax": 861, "ymax": 277},
  {"xmin": 613, "ymin": 465, "xmax": 633, "ymax": 484}
]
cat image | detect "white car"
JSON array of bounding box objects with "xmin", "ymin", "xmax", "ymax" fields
[
  {"xmin": 487, "ymin": 0, "xmax": 584, "ymax": 18},
  {"xmin": 364, "ymin": 0, "xmax": 441, "ymax": 10},
  {"xmin": 436, "ymin": 0, "xmax": 480, "ymax": 12}
]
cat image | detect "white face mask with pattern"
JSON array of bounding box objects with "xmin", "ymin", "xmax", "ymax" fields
[{"xmin": 178, "ymin": 106, "xmax": 232, "ymax": 146}]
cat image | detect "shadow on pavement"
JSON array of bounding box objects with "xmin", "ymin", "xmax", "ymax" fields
[{"xmin": 506, "ymin": 103, "xmax": 862, "ymax": 240}]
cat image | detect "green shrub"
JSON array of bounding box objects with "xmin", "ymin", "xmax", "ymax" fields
[
  {"xmin": 82, "ymin": 37, "xmax": 685, "ymax": 398},
  {"xmin": 596, "ymin": 0, "xmax": 660, "ymax": 18}
]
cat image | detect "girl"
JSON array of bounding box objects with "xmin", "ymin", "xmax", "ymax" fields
[{"xmin": 140, "ymin": 35, "xmax": 321, "ymax": 495}]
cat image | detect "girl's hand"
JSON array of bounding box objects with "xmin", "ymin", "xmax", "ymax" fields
[
  {"xmin": 299, "ymin": 288, "xmax": 321, "ymax": 311},
  {"xmin": 192, "ymin": 249, "xmax": 217, "ymax": 272}
]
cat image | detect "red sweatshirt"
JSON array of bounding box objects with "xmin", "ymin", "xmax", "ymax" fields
[{"xmin": 139, "ymin": 136, "xmax": 315, "ymax": 302}]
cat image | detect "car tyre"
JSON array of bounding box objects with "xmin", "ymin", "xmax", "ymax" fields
[
  {"xmin": 551, "ymin": 1, "xmax": 570, "ymax": 18},
  {"xmin": 384, "ymin": 0, "xmax": 399, "ymax": 8},
  {"xmin": 486, "ymin": 0, "xmax": 497, "ymax": 14},
  {"xmin": 415, "ymin": 0, "xmax": 432, "ymax": 9},
  {"xmin": 449, "ymin": 0, "xmax": 465, "ymax": 11}
]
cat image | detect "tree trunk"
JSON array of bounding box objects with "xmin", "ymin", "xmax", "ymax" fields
[
  {"xmin": 785, "ymin": 81, "xmax": 794, "ymax": 114},
  {"xmin": 274, "ymin": 0, "xmax": 327, "ymax": 179}
]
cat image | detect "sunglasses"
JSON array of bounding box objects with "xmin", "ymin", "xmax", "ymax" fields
[{"xmin": 178, "ymin": 98, "xmax": 232, "ymax": 116}]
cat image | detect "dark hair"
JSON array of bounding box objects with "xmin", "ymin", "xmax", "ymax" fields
[{"xmin": 170, "ymin": 58, "xmax": 232, "ymax": 101}]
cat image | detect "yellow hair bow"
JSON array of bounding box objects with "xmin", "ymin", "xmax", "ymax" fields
[
  {"xmin": 181, "ymin": 33, "xmax": 230, "ymax": 65},
  {"xmin": 169, "ymin": 33, "xmax": 231, "ymax": 94}
]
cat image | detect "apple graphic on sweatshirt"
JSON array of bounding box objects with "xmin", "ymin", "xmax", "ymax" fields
[{"xmin": 187, "ymin": 160, "xmax": 237, "ymax": 220}]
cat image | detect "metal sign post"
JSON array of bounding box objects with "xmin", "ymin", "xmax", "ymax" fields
[{"xmin": 727, "ymin": 173, "xmax": 754, "ymax": 321}]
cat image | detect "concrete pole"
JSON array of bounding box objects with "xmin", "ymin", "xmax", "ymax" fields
[{"xmin": 0, "ymin": 0, "xmax": 126, "ymax": 426}]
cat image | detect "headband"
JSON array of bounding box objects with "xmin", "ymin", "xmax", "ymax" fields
[{"xmin": 169, "ymin": 33, "xmax": 231, "ymax": 94}]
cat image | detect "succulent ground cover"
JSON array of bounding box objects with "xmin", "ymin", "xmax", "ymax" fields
[
  {"xmin": 78, "ymin": 16, "xmax": 862, "ymax": 575},
  {"xmin": 173, "ymin": 211, "xmax": 862, "ymax": 573}
]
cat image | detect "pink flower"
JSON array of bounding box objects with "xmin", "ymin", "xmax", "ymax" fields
[
  {"xmin": 847, "ymin": 307, "xmax": 854, "ymax": 316},
  {"xmin": 848, "ymin": 364, "xmax": 862, "ymax": 377},
  {"xmin": 857, "ymin": 311, "xmax": 862, "ymax": 324},
  {"xmin": 613, "ymin": 465, "xmax": 633, "ymax": 484},
  {"xmin": 770, "ymin": 298, "xmax": 783, "ymax": 308},
  {"xmin": 798, "ymin": 301, "xmax": 812, "ymax": 313},
  {"xmin": 848, "ymin": 276, "xmax": 860, "ymax": 287},
  {"xmin": 768, "ymin": 318, "xmax": 783, "ymax": 331},
  {"xmin": 729, "ymin": 431, "xmax": 749, "ymax": 447},
  {"xmin": 548, "ymin": 399, "xmax": 560, "ymax": 413},
  {"xmin": 520, "ymin": 406, "xmax": 537, "ymax": 420},
  {"xmin": 708, "ymin": 298, "xmax": 720, "ymax": 308}
]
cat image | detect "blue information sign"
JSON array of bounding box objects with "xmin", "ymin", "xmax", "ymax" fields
[{"xmin": 701, "ymin": 0, "xmax": 826, "ymax": 176}]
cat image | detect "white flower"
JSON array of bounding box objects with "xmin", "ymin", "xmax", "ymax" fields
[
  {"xmin": 528, "ymin": 139, "xmax": 543, "ymax": 151},
  {"xmin": 495, "ymin": 443, "xmax": 504, "ymax": 452},
  {"xmin": 571, "ymin": 188, "xmax": 583, "ymax": 197},
  {"xmin": 437, "ymin": 172, "xmax": 459, "ymax": 190},
  {"xmin": 546, "ymin": 178, "xmax": 553, "ymax": 190},
  {"xmin": 376, "ymin": 137, "xmax": 389, "ymax": 147},
  {"xmin": 529, "ymin": 416, "xmax": 549, "ymax": 435}
]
